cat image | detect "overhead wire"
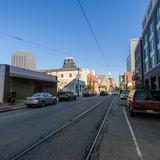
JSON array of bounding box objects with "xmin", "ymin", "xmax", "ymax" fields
[
  {"xmin": 76, "ymin": 0, "xmax": 109, "ymax": 68},
  {"xmin": 0, "ymin": 31, "xmax": 101, "ymax": 65}
]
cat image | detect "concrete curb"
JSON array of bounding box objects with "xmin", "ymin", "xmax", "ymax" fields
[{"xmin": 0, "ymin": 105, "xmax": 27, "ymax": 113}]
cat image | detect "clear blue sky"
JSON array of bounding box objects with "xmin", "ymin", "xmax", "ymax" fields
[{"xmin": 0, "ymin": 0, "xmax": 147, "ymax": 84}]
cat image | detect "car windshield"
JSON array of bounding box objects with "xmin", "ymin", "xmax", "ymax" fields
[
  {"xmin": 59, "ymin": 92, "xmax": 67, "ymax": 95},
  {"xmin": 122, "ymin": 91, "xmax": 129, "ymax": 94},
  {"xmin": 32, "ymin": 93, "xmax": 42, "ymax": 97},
  {"xmin": 135, "ymin": 91, "xmax": 150, "ymax": 100}
]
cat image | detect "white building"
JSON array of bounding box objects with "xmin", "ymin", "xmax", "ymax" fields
[
  {"xmin": 11, "ymin": 50, "xmax": 36, "ymax": 70},
  {"xmin": 40, "ymin": 57, "xmax": 88, "ymax": 96}
]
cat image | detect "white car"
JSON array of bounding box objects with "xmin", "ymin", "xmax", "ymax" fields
[{"xmin": 120, "ymin": 91, "xmax": 129, "ymax": 100}]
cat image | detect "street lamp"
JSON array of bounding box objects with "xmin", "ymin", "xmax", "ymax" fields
[{"xmin": 77, "ymin": 68, "xmax": 80, "ymax": 97}]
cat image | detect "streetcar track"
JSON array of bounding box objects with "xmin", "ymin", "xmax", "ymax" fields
[
  {"xmin": 84, "ymin": 97, "xmax": 115, "ymax": 160},
  {"xmin": 11, "ymin": 96, "xmax": 110, "ymax": 160}
]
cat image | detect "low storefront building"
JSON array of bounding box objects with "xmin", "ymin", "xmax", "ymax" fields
[{"xmin": 0, "ymin": 64, "xmax": 57, "ymax": 104}]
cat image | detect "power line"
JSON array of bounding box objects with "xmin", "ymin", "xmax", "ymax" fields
[
  {"xmin": 0, "ymin": 31, "xmax": 102, "ymax": 66},
  {"xmin": 77, "ymin": 0, "xmax": 109, "ymax": 68},
  {"xmin": 0, "ymin": 31, "xmax": 69, "ymax": 56}
]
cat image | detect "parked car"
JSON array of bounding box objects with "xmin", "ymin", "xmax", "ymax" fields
[
  {"xmin": 111, "ymin": 91, "xmax": 119, "ymax": 95},
  {"xmin": 58, "ymin": 91, "xmax": 76, "ymax": 101},
  {"xmin": 120, "ymin": 90, "xmax": 129, "ymax": 100},
  {"xmin": 127, "ymin": 89, "xmax": 160, "ymax": 116},
  {"xmin": 83, "ymin": 91, "xmax": 90, "ymax": 97},
  {"xmin": 83, "ymin": 90, "xmax": 96, "ymax": 97},
  {"xmin": 100, "ymin": 91, "xmax": 108, "ymax": 96},
  {"xmin": 25, "ymin": 92, "xmax": 57, "ymax": 107},
  {"xmin": 90, "ymin": 91, "xmax": 97, "ymax": 96}
]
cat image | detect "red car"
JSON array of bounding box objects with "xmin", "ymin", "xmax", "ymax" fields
[{"xmin": 127, "ymin": 89, "xmax": 160, "ymax": 116}]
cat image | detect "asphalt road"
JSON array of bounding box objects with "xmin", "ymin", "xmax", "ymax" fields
[
  {"xmin": 91, "ymin": 98, "xmax": 160, "ymax": 160},
  {"xmin": 0, "ymin": 95, "xmax": 112, "ymax": 160},
  {"xmin": 0, "ymin": 95, "xmax": 160, "ymax": 160}
]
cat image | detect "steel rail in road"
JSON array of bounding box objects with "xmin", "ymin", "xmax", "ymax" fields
[
  {"xmin": 84, "ymin": 97, "xmax": 115, "ymax": 160},
  {"xmin": 11, "ymin": 96, "xmax": 112, "ymax": 160}
]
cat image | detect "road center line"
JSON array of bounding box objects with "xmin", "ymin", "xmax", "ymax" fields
[{"xmin": 123, "ymin": 107, "xmax": 143, "ymax": 160}]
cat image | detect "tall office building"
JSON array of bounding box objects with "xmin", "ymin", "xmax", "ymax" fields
[
  {"xmin": 126, "ymin": 54, "xmax": 131, "ymax": 72},
  {"xmin": 129, "ymin": 38, "xmax": 139, "ymax": 73},
  {"xmin": 134, "ymin": 38, "xmax": 144, "ymax": 83},
  {"xmin": 11, "ymin": 51, "xmax": 36, "ymax": 70},
  {"xmin": 142, "ymin": 0, "xmax": 160, "ymax": 90}
]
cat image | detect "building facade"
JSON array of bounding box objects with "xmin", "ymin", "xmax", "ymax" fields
[
  {"xmin": 40, "ymin": 57, "xmax": 87, "ymax": 96},
  {"xmin": 134, "ymin": 38, "xmax": 144, "ymax": 87},
  {"xmin": 95, "ymin": 75, "xmax": 109, "ymax": 93},
  {"xmin": 119, "ymin": 72, "xmax": 134, "ymax": 90},
  {"xmin": 0, "ymin": 64, "xmax": 57, "ymax": 104},
  {"xmin": 129, "ymin": 38, "xmax": 139, "ymax": 73},
  {"xmin": 127, "ymin": 54, "xmax": 131, "ymax": 72},
  {"xmin": 11, "ymin": 50, "xmax": 36, "ymax": 70},
  {"xmin": 142, "ymin": 0, "xmax": 160, "ymax": 90}
]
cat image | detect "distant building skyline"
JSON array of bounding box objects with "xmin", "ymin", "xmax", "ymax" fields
[
  {"xmin": 134, "ymin": 38, "xmax": 144, "ymax": 83},
  {"xmin": 11, "ymin": 50, "xmax": 36, "ymax": 70},
  {"xmin": 126, "ymin": 54, "xmax": 131, "ymax": 72},
  {"xmin": 129, "ymin": 38, "xmax": 139, "ymax": 73}
]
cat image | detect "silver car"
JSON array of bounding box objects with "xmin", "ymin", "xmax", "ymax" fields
[
  {"xmin": 120, "ymin": 91, "xmax": 129, "ymax": 100},
  {"xmin": 25, "ymin": 92, "xmax": 57, "ymax": 107}
]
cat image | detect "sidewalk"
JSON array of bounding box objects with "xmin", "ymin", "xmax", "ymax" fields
[
  {"xmin": 91, "ymin": 97, "xmax": 139, "ymax": 160},
  {"xmin": 0, "ymin": 100, "xmax": 26, "ymax": 113}
]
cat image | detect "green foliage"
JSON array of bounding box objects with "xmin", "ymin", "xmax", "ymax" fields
[{"xmin": 135, "ymin": 81, "xmax": 145, "ymax": 89}]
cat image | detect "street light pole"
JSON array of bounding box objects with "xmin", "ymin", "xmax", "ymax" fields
[{"xmin": 77, "ymin": 68, "xmax": 80, "ymax": 97}]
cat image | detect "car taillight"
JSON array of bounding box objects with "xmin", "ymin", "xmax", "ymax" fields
[{"xmin": 132, "ymin": 99, "xmax": 136, "ymax": 107}]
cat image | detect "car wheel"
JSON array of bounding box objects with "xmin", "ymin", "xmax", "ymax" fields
[
  {"xmin": 41, "ymin": 101, "xmax": 46, "ymax": 107},
  {"xmin": 27, "ymin": 105, "xmax": 32, "ymax": 108},
  {"xmin": 129, "ymin": 109, "xmax": 135, "ymax": 117}
]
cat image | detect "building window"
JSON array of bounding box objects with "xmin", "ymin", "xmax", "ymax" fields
[
  {"xmin": 158, "ymin": 49, "xmax": 160, "ymax": 63},
  {"xmin": 149, "ymin": 21, "xmax": 154, "ymax": 37},
  {"xmin": 61, "ymin": 74, "xmax": 63, "ymax": 78},
  {"xmin": 145, "ymin": 48, "xmax": 149, "ymax": 59},
  {"xmin": 151, "ymin": 54, "xmax": 156, "ymax": 68},
  {"xmin": 157, "ymin": 28, "xmax": 160, "ymax": 44},
  {"xmin": 157, "ymin": 6, "xmax": 160, "ymax": 23},
  {"xmin": 145, "ymin": 61, "xmax": 149, "ymax": 72},
  {"xmin": 150, "ymin": 39, "xmax": 155, "ymax": 52},
  {"xmin": 69, "ymin": 74, "xmax": 72, "ymax": 78},
  {"xmin": 144, "ymin": 33, "xmax": 148, "ymax": 45}
]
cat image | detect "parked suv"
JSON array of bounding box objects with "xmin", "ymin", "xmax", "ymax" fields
[
  {"xmin": 58, "ymin": 91, "xmax": 77, "ymax": 101},
  {"xmin": 127, "ymin": 89, "xmax": 160, "ymax": 116}
]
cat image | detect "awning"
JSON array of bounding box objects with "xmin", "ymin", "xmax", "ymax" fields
[{"xmin": 10, "ymin": 66, "xmax": 57, "ymax": 83}]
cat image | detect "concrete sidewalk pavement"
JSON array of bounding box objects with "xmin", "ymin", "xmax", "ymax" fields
[{"xmin": 0, "ymin": 100, "xmax": 26, "ymax": 113}]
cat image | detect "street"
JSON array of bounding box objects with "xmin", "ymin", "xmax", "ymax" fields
[{"xmin": 0, "ymin": 95, "xmax": 160, "ymax": 160}]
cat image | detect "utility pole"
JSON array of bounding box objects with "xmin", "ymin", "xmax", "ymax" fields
[{"xmin": 77, "ymin": 68, "xmax": 80, "ymax": 97}]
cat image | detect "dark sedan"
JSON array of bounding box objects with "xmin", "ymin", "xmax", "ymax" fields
[
  {"xmin": 58, "ymin": 91, "xmax": 77, "ymax": 101},
  {"xmin": 25, "ymin": 92, "xmax": 57, "ymax": 107}
]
